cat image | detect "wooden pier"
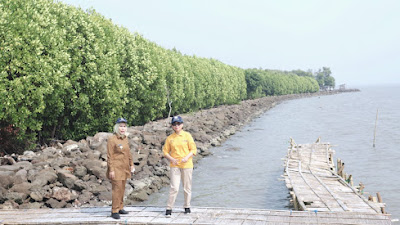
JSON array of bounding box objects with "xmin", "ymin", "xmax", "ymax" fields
[
  {"xmin": 284, "ymin": 139, "xmax": 387, "ymax": 214},
  {"xmin": 0, "ymin": 139, "xmax": 393, "ymax": 224},
  {"xmin": 0, "ymin": 205, "xmax": 392, "ymax": 224}
]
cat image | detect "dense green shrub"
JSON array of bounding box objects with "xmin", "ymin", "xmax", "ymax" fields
[
  {"xmin": 1, "ymin": 0, "xmax": 323, "ymax": 152},
  {"xmin": 0, "ymin": 0, "xmax": 247, "ymax": 150},
  {"xmin": 245, "ymin": 69, "xmax": 319, "ymax": 98}
]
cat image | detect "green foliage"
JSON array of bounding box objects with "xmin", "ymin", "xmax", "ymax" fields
[
  {"xmin": 245, "ymin": 69, "xmax": 319, "ymax": 98},
  {"xmin": 0, "ymin": 0, "xmax": 247, "ymax": 150},
  {"xmin": 1, "ymin": 0, "xmax": 332, "ymax": 152},
  {"xmin": 314, "ymin": 67, "xmax": 335, "ymax": 88}
]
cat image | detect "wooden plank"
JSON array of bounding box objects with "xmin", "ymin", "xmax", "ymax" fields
[{"xmin": 0, "ymin": 206, "xmax": 392, "ymax": 224}]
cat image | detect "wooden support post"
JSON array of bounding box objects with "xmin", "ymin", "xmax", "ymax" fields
[
  {"xmin": 290, "ymin": 191, "xmax": 298, "ymax": 211},
  {"xmin": 373, "ymin": 109, "xmax": 378, "ymax": 147},
  {"xmin": 338, "ymin": 161, "xmax": 345, "ymax": 177},
  {"xmin": 377, "ymin": 192, "xmax": 386, "ymax": 214}
]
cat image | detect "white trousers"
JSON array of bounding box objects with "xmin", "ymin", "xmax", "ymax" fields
[{"xmin": 167, "ymin": 167, "xmax": 193, "ymax": 209}]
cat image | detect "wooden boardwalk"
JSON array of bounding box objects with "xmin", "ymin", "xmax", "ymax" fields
[
  {"xmin": 0, "ymin": 205, "xmax": 392, "ymax": 225},
  {"xmin": 0, "ymin": 139, "xmax": 393, "ymax": 224},
  {"xmin": 283, "ymin": 140, "xmax": 385, "ymax": 213}
]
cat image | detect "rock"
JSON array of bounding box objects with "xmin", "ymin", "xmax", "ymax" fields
[
  {"xmin": 64, "ymin": 144, "xmax": 79, "ymax": 152},
  {"xmin": 74, "ymin": 179, "xmax": 88, "ymax": 191},
  {"xmin": 88, "ymin": 132, "xmax": 112, "ymax": 149},
  {"xmin": 125, "ymin": 183, "xmax": 134, "ymax": 196},
  {"xmin": 160, "ymin": 176, "xmax": 170, "ymax": 184},
  {"xmin": 87, "ymin": 166, "xmax": 106, "ymax": 180},
  {"xmin": 1, "ymin": 156, "xmax": 16, "ymax": 165},
  {"xmin": 89, "ymin": 183, "xmax": 108, "ymax": 194},
  {"xmin": 19, "ymin": 202, "xmax": 43, "ymax": 209},
  {"xmin": 78, "ymin": 191, "xmax": 92, "ymax": 204},
  {"xmin": 130, "ymin": 180, "xmax": 147, "ymax": 190},
  {"xmin": 0, "ymin": 200, "xmax": 19, "ymax": 209},
  {"xmin": 74, "ymin": 166, "xmax": 87, "ymax": 178},
  {"xmin": 63, "ymin": 140, "xmax": 79, "ymax": 148},
  {"xmin": 19, "ymin": 151, "xmax": 36, "ymax": 161},
  {"xmin": 128, "ymin": 189, "xmax": 149, "ymax": 202},
  {"xmin": 153, "ymin": 165, "xmax": 167, "ymax": 176},
  {"xmin": 98, "ymin": 192, "xmax": 112, "ymax": 202},
  {"xmin": 57, "ymin": 170, "xmax": 78, "ymax": 189},
  {"xmin": 0, "ymin": 164, "xmax": 20, "ymax": 172},
  {"xmin": 46, "ymin": 198, "xmax": 67, "ymax": 208},
  {"xmin": 5, "ymin": 192, "xmax": 27, "ymax": 204},
  {"xmin": 30, "ymin": 191, "xmax": 44, "ymax": 202},
  {"xmin": 70, "ymin": 190, "xmax": 79, "ymax": 201},
  {"xmin": 42, "ymin": 147, "xmax": 61, "ymax": 158},
  {"xmin": 14, "ymin": 169, "xmax": 28, "ymax": 184},
  {"xmin": 147, "ymin": 152, "xmax": 160, "ymax": 166},
  {"xmin": 86, "ymin": 150, "xmax": 101, "ymax": 160},
  {"xmin": 9, "ymin": 182, "xmax": 31, "ymax": 194},
  {"xmin": 149, "ymin": 176, "xmax": 163, "ymax": 190},
  {"xmin": 0, "ymin": 171, "xmax": 14, "ymax": 189},
  {"xmin": 49, "ymin": 158, "xmax": 71, "ymax": 169},
  {"xmin": 52, "ymin": 187, "xmax": 71, "ymax": 201},
  {"xmin": 31, "ymin": 169, "xmax": 57, "ymax": 187},
  {"xmin": 29, "ymin": 185, "xmax": 52, "ymax": 200},
  {"xmin": 0, "ymin": 187, "xmax": 6, "ymax": 202}
]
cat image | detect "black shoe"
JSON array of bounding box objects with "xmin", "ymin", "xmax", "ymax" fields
[
  {"xmin": 111, "ymin": 213, "xmax": 120, "ymax": 219},
  {"xmin": 119, "ymin": 209, "xmax": 128, "ymax": 214},
  {"xmin": 184, "ymin": 208, "xmax": 191, "ymax": 214},
  {"xmin": 165, "ymin": 209, "xmax": 172, "ymax": 217}
]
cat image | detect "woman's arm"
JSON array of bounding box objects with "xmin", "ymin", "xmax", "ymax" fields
[{"xmin": 107, "ymin": 137, "xmax": 116, "ymax": 179}]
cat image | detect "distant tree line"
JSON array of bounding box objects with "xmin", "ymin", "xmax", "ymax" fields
[
  {"xmin": 245, "ymin": 69, "xmax": 320, "ymax": 99},
  {"xmin": 0, "ymin": 0, "xmax": 331, "ymax": 152}
]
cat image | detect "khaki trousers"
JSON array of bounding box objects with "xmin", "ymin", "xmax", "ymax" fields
[
  {"xmin": 111, "ymin": 179, "xmax": 127, "ymax": 213},
  {"xmin": 167, "ymin": 167, "xmax": 193, "ymax": 210}
]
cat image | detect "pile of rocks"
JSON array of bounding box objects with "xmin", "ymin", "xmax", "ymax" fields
[{"xmin": 0, "ymin": 91, "xmax": 351, "ymax": 209}]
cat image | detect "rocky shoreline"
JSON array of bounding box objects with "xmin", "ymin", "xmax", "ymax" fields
[{"xmin": 0, "ymin": 89, "xmax": 358, "ymax": 209}]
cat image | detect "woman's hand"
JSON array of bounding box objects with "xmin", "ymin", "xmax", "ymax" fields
[
  {"xmin": 181, "ymin": 156, "xmax": 189, "ymax": 163},
  {"xmin": 131, "ymin": 166, "xmax": 135, "ymax": 173},
  {"xmin": 182, "ymin": 152, "xmax": 194, "ymax": 163},
  {"xmin": 170, "ymin": 157, "xmax": 179, "ymax": 165},
  {"xmin": 109, "ymin": 171, "xmax": 115, "ymax": 180}
]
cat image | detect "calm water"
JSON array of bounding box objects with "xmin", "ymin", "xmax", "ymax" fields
[{"xmin": 137, "ymin": 85, "xmax": 400, "ymax": 220}]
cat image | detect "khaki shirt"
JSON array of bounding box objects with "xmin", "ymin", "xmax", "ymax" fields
[
  {"xmin": 107, "ymin": 134, "xmax": 133, "ymax": 180},
  {"xmin": 163, "ymin": 130, "xmax": 197, "ymax": 168}
]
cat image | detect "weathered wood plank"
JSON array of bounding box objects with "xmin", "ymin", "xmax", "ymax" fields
[{"xmin": 0, "ymin": 206, "xmax": 392, "ymax": 225}]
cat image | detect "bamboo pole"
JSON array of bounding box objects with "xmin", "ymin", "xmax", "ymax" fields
[
  {"xmin": 377, "ymin": 192, "xmax": 386, "ymax": 214},
  {"xmin": 373, "ymin": 109, "xmax": 378, "ymax": 147},
  {"xmin": 337, "ymin": 158, "xmax": 341, "ymax": 174}
]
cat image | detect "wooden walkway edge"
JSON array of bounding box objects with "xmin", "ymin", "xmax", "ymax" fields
[{"xmin": 0, "ymin": 206, "xmax": 392, "ymax": 225}]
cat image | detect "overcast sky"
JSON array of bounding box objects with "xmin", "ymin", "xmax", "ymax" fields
[{"xmin": 60, "ymin": 0, "xmax": 400, "ymax": 87}]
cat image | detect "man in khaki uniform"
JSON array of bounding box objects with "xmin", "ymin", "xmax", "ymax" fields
[
  {"xmin": 163, "ymin": 115, "xmax": 197, "ymax": 217},
  {"xmin": 107, "ymin": 118, "xmax": 134, "ymax": 220}
]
